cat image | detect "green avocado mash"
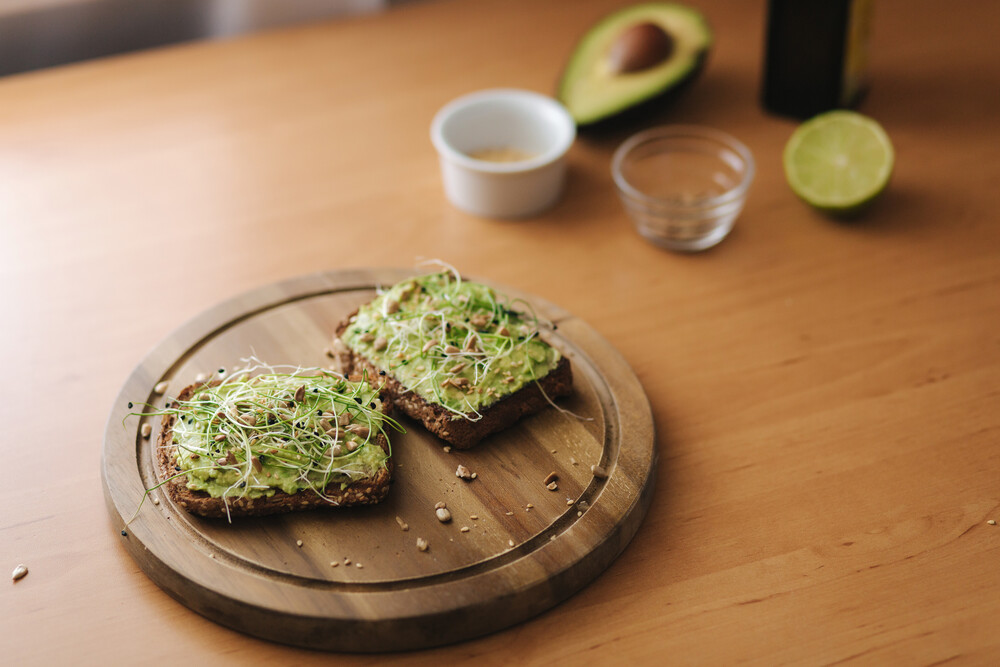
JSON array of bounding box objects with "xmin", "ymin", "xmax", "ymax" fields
[
  {"xmin": 341, "ymin": 272, "xmax": 562, "ymax": 418},
  {"xmin": 168, "ymin": 368, "xmax": 396, "ymax": 500}
]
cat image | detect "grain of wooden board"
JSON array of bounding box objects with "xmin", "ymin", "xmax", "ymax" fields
[{"xmin": 101, "ymin": 268, "xmax": 655, "ymax": 651}]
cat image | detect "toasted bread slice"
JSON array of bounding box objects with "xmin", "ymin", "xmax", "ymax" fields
[
  {"xmin": 336, "ymin": 341, "xmax": 572, "ymax": 449},
  {"xmin": 155, "ymin": 372, "xmax": 395, "ymax": 519},
  {"xmin": 332, "ymin": 272, "xmax": 573, "ymax": 449}
]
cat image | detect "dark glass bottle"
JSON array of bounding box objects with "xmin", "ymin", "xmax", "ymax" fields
[{"xmin": 762, "ymin": 0, "xmax": 874, "ymax": 119}]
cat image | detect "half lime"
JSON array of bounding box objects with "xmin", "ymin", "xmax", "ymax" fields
[{"xmin": 783, "ymin": 111, "xmax": 894, "ymax": 215}]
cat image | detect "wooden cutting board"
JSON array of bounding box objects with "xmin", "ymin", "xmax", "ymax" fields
[{"xmin": 101, "ymin": 268, "xmax": 655, "ymax": 652}]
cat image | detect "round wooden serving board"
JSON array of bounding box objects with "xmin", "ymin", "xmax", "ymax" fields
[{"xmin": 102, "ymin": 268, "xmax": 655, "ymax": 652}]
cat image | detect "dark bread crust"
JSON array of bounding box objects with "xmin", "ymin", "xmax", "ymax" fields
[
  {"xmin": 334, "ymin": 316, "xmax": 574, "ymax": 450},
  {"xmin": 155, "ymin": 382, "xmax": 393, "ymax": 519}
]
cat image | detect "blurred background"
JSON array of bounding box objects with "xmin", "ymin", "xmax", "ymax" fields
[{"xmin": 0, "ymin": 0, "xmax": 405, "ymax": 77}]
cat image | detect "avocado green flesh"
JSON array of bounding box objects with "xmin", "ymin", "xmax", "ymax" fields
[
  {"xmin": 342, "ymin": 273, "xmax": 561, "ymax": 417},
  {"xmin": 171, "ymin": 374, "xmax": 389, "ymax": 499},
  {"xmin": 558, "ymin": 2, "xmax": 712, "ymax": 125}
]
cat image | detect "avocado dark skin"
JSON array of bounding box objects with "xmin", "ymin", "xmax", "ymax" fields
[{"xmin": 556, "ymin": 3, "xmax": 712, "ymax": 130}]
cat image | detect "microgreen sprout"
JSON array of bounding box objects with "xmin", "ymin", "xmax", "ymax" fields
[
  {"xmin": 123, "ymin": 356, "xmax": 403, "ymax": 523},
  {"xmin": 343, "ymin": 266, "xmax": 566, "ymax": 419}
]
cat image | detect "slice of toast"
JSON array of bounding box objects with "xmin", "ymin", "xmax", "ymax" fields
[
  {"xmin": 332, "ymin": 272, "xmax": 573, "ymax": 449},
  {"xmin": 155, "ymin": 373, "xmax": 394, "ymax": 519}
]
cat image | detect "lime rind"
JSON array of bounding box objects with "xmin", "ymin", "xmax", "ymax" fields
[{"xmin": 783, "ymin": 111, "xmax": 894, "ymax": 214}]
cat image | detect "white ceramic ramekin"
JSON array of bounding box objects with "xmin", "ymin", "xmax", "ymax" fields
[{"xmin": 430, "ymin": 89, "xmax": 576, "ymax": 219}]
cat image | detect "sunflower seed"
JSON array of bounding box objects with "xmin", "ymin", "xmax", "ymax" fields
[
  {"xmin": 347, "ymin": 424, "xmax": 370, "ymax": 439},
  {"xmin": 12, "ymin": 564, "xmax": 28, "ymax": 582}
]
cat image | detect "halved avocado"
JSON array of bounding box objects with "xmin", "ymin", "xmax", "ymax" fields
[{"xmin": 557, "ymin": 3, "xmax": 712, "ymax": 127}]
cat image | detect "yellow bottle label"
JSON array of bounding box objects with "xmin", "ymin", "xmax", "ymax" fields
[{"xmin": 841, "ymin": 0, "xmax": 873, "ymax": 105}]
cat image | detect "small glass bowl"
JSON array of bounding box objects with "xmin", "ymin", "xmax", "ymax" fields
[{"xmin": 611, "ymin": 125, "xmax": 755, "ymax": 251}]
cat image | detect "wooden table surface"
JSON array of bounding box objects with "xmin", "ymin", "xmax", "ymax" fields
[{"xmin": 2, "ymin": 0, "xmax": 998, "ymax": 663}]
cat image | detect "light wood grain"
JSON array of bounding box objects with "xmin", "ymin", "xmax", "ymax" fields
[
  {"xmin": 2, "ymin": 0, "xmax": 1000, "ymax": 663},
  {"xmin": 101, "ymin": 269, "xmax": 654, "ymax": 650}
]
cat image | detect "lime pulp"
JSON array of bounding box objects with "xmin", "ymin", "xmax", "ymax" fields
[{"xmin": 783, "ymin": 111, "xmax": 894, "ymax": 214}]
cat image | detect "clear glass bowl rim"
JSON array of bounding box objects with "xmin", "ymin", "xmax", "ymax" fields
[{"xmin": 611, "ymin": 125, "xmax": 756, "ymax": 210}]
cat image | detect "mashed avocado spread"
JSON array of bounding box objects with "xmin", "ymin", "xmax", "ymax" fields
[
  {"xmin": 169, "ymin": 366, "xmax": 395, "ymax": 500},
  {"xmin": 341, "ymin": 272, "xmax": 562, "ymax": 418}
]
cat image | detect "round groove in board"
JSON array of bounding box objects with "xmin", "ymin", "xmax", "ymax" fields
[{"xmin": 102, "ymin": 268, "xmax": 655, "ymax": 651}]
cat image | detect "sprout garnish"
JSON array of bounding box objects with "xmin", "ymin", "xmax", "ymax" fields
[
  {"xmin": 123, "ymin": 356, "xmax": 403, "ymax": 524},
  {"xmin": 345, "ymin": 266, "xmax": 563, "ymax": 418}
]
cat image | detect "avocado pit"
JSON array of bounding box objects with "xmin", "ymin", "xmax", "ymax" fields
[{"xmin": 608, "ymin": 22, "xmax": 675, "ymax": 73}]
